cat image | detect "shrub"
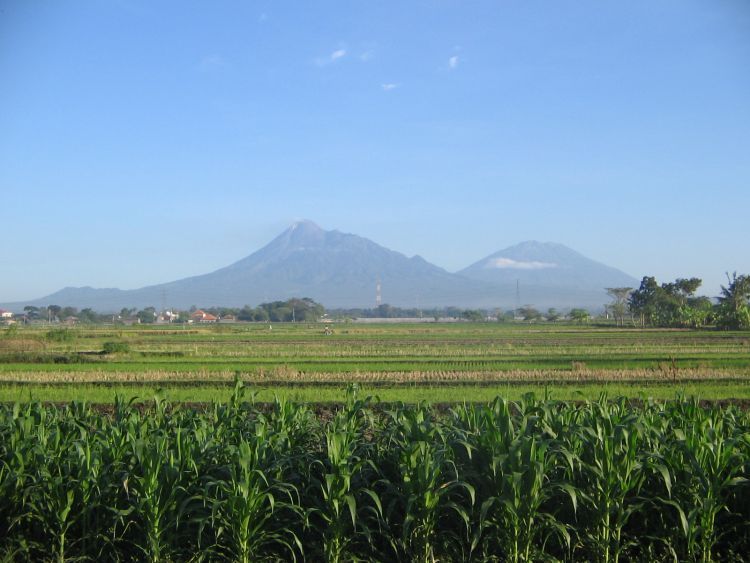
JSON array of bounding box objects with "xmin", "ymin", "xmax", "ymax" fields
[
  {"xmin": 102, "ymin": 341, "xmax": 130, "ymax": 354},
  {"xmin": 46, "ymin": 328, "xmax": 75, "ymax": 343}
]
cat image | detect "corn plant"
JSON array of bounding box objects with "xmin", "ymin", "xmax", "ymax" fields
[
  {"xmin": 205, "ymin": 428, "xmax": 303, "ymax": 562},
  {"xmin": 379, "ymin": 404, "xmax": 475, "ymax": 562},
  {"xmin": 311, "ymin": 387, "xmax": 383, "ymax": 562},
  {"xmin": 122, "ymin": 397, "xmax": 201, "ymax": 561},
  {"xmin": 658, "ymin": 399, "xmax": 749, "ymax": 562},
  {"xmin": 456, "ymin": 397, "xmax": 576, "ymax": 562},
  {"xmin": 571, "ymin": 397, "xmax": 661, "ymax": 562}
]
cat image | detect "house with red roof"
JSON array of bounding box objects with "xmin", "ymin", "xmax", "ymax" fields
[{"xmin": 190, "ymin": 310, "xmax": 218, "ymax": 323}]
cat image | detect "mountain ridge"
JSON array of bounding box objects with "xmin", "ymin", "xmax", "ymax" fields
[{"xmin": 2, "ymin": 221, "xmax": 637, "ymax": 311}]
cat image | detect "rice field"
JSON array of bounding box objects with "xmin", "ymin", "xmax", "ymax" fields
[{"xmin": 1, "ymin": 322, "xmax": 749, "ymax": 402}]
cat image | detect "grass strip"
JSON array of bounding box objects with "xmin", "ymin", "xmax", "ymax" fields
[{"xmin": 2, "ymin": 380, "xmax": 749, "ymax": 403}]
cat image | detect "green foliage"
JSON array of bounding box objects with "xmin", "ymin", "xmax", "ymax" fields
[
  {"xmin": 462, "ymin": 309, "xmax": 485, "ymax": 322},
  {"xmin": 45, "ymin": 328, "xmax": 76, "ymax": 343},
  {"xmin": 0, "ymin": 391, "xmax": 744, "ymax": 561},
  {"xmin": 605, "ymin": 287, "xmax": 633, "ymax": 326},
  {"xmin": 102, "ymin": 341, "xmax": 130, "ymax": 354},
  {"xmin": 136, "ymin": 307, "xmax": 157, "ymax": 324},
  {"xmin": 518, "ymin": 306, "xmax": 542, "ymax": 321},
  {"xmin": 716, "ymin": 273, "xmax": 750, "ymax": 330},
  {"xmin": 569, "ymin": 308, "xmax": 591, "ymax": 323},
  {"xmin": 629, "ymin": 276, "xmax": 714, "ymax": 328},
  {"xmin": 0, "ymin": 390, "xmax": 749, "ymax": 561}
]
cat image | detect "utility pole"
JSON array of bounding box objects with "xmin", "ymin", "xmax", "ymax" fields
[
  {"xmin": 376, "ymin": 280, "xmax": 382, "ymax": 308},
  {"xmin": 516, "ymin": 279, "xmax": 521, "ymax": 314}
]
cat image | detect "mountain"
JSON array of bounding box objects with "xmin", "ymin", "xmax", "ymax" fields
[
  {"xmin": 2, "ymin": 225, "xmax": 638, "ymax": 311},
  {"xmin": 8, "ymin": 221, "xmax": 496, "ymax": 310},
  {"xmin": 458, "ymin": 241, "xmax": 639, "ymax": 308},
  {"xmin": 147, "ymin": 220, "xmax": 497, "ymax": 309}
]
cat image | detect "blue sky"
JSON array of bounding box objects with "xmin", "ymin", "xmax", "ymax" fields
[{"xmin": 1, "ymin": 0, "xmax": 749, "ymax": 303}]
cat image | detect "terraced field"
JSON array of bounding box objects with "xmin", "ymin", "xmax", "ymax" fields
[{"xmin": 1, "ymin": 322, "xmax": 749, "ymax": 402}]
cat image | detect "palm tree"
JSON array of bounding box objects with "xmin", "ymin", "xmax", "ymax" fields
[{"xmin": 716, "ymin": 272, "xmax": 750, "ymax": 329}]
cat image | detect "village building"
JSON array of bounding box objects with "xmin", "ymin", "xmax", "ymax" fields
[
  {"xmin": 156, "ymin": 310, "xmax": 180, "ymax": 324},
  {"xmin": 190, "ymin": 309, "xmax": 218, "ymax": 323}
]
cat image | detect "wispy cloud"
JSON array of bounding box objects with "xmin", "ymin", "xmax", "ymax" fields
[
  {"xmin": 485, "ymin": 258, "xmax": 557, "ymax": 270},
  {"xmin": 448, "ymin": 55, "xmax": 459, "ymax": 70},
  {"xmin": 315, "ymin": 48, "xmax": 347, "ymax": 66},
  {"xmin": 360, "ymin": 50, "xmax": 375, "ymax": 62},
  {"xmin": 197, "ymin": 55, "xmax": 228, "ymax": 72},
  {"xmin": 381, "ymin": 83, "xmax": 398, "ymax": 91}
]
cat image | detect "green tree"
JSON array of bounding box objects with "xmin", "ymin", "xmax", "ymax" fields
[
  {"xmin": 461, "ymin": 309, "xmax": 485, "ymax": 322},
  {"xmin": 136, "ymin": 307, "xmax": 157, "ymax": 324},
  {"xmin": 78, "ymin": 308, "xmax": 99, "ymax": 323},
  {"xmin": 628, "ymin": 277, "xmax": 660, "ymax": 327},
  {"xmin": 47, "ymin": 305, "xmax": 62, "ymax": 322},
  {"xmin": 569, "ymin": 308, "xmax": 590, "ymax": 323},
  {"xmin": 629, "ymin": 276, "xmax": 708, "ymax": 327},
  {"xmin": 605, "ymin": 288, "xmax": 632, "ymax": 327},
  {"xmin": 716, "ymin": 272, "xmax": 750, "ymax": 329},
  {"xmin": 517, "ymin": 306, "xmax": 541, "ymax": 321},
  {"xmin": 23, "ymin": 305, "xmax": 40, "ymax": 320}
]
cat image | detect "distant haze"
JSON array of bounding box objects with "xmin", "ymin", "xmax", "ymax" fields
[{"xmin": 1, "ymin": 221, "xmax": 639, "ymax": 311}]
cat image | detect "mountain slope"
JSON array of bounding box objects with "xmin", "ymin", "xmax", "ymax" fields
[
  {"xmin": 149, "ymin": 220, "xmax": 495, "ymax": 308},
  {"xmin": 8, "ymin": 222, "xmax": 495, "ymax": 310},
  {"xmin": 459, "ymin": 241, "xmax": 638, "ymax": 306},
  {"xmin": 3, "ymin": 227, "xmax": 637, "ymax": 311}
]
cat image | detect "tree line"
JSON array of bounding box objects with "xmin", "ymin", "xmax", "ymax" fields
[
  {"xmin": 12, "ymin": 273, "xmax": 750, "ymax": 329},
  {"xmin": 18, "ymin": 298, "xmax": 326, "ymax": 325},
  {"xmin": 610, "ymin": 272, "xmax": 750, "ymax": 329}
]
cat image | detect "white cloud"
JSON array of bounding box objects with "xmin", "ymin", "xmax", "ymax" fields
[
  {"xmin": 315, "ymin": 48, "xmax": 347, "ymax": 66},
  {"xmin": 448, "ymin": 55, "xmax": 459, "ymax": 69},
  {"xmin": 360, "ymin": 50, "xmax": 375, "ymax": 62},
  {"xmin": 381, "ymin": 83, "xmax": 398, "ymax": 91},
  {"xmin": 485, "ymin": 258, "xmax": 557, "ymax": 270}
]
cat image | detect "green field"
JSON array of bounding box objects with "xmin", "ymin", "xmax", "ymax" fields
[
  {"xmin": 3, "ymin": 324, "xmax": 750, "ymax": 561},
  {"xmin": 2, "ymin": 322, "xmax": 749, "ymax": 402}
]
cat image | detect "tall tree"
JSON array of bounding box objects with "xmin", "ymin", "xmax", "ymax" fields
[
  {"xmin": 628, "ymin": 277, "xmax": 660, "ymax": 327},
  {"xmin": 47, "ymin": 305, "xmax": 62, "ymax": 322},
  {"xmin": 569, "ymin": 308, "xmax": 591, "ymax": 323},
  {"xmin": 605, "ymin": 287, "xmax": 633, "ymax": 326},
  {"xmin": 628, "ymin": 276, "xmax": 707, "ymax": 327},
  {"xmin": 716, "ymin": 272, "xmax": 750, "ymax": 330}
]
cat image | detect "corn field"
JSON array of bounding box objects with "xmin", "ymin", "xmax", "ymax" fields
[{"xmin": 1, "ymin": 384, "xmax": 749, "ymax": 562}]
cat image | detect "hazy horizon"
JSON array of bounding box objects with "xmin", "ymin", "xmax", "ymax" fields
[{"xmin": 2, "ymin": 1, "xmax": 749, "ymax": 302}]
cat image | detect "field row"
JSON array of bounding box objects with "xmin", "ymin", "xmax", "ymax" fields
[
  {"xmin": 3, "ymin": 324, "xmax": 749, "ymax": 402},
  {"xmin": 2, "ymin": 380, "xmax": 750, "ymax": 404}
]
